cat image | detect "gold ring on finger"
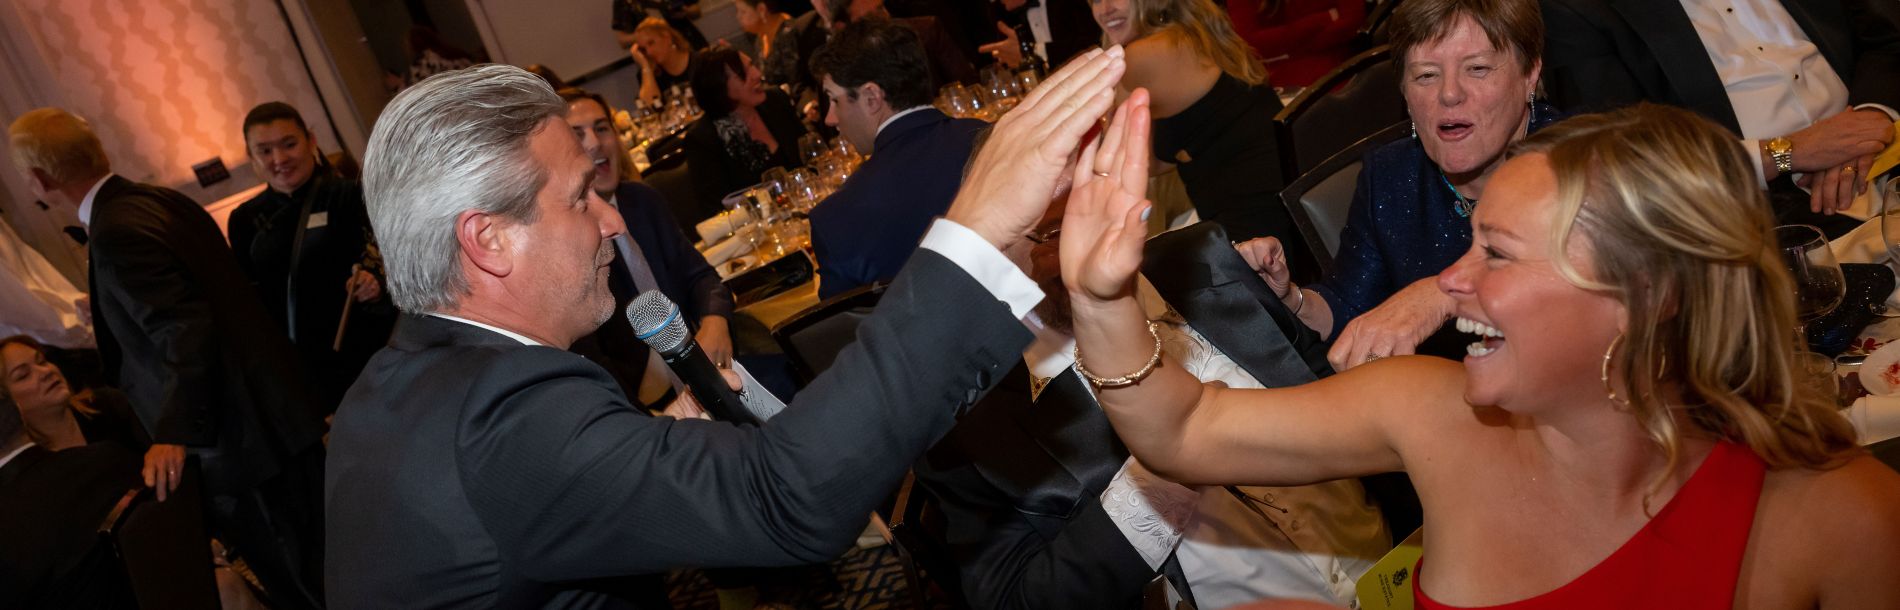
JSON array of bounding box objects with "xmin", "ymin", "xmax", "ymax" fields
[{"xmin": 1092, "ymin": 169, "xmax": 1111, "ymax": 177}]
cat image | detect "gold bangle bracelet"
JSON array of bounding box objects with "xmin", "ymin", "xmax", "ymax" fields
[{"xmin": 1074, "ymin": 320, "xmax": 1164, "ymax": 388}]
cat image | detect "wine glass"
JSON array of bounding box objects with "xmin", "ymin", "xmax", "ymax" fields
[
  {"xmin": 1777, "ymin": 224, "xmax": 1847, "ymax": 348},
  {"xmin": 1874, "ymin": 179, "xmax": 1900, "ymax": 317},
  {"xmin": 798, "ymin": 133, "xmax": 828, "ymax": 168},
  {"xmin": 720, "ymin": 188, "xmax": 762, "ymax": 255},
  {"xmin": 760, "ymin": 167, "xmax": 791, "ymax": 211}
]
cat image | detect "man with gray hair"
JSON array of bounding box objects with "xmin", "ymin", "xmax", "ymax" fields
[{"xmin": 325, "ymin": 49, "xmax": 1129, "ymax": 608}]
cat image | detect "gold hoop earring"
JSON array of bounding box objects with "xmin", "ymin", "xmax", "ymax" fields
[
  {"xmin": 1602, "ymin": 332, "xmax": 1667, "ymax": 407},
  {"xmin": 1602, "ymin": 333, "xmax": 1629, "ymax": 407}
]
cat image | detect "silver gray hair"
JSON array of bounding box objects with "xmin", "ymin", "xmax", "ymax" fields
[{"xmin": 362, "ymin": 64, "xmax": 566, "ymax": 313}]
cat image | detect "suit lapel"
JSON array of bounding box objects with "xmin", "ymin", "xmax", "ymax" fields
[
  {"xmin": 1612, "ymin": 0, "xmax": 1743, "ymax": 132},
  {"xmin": 1143, "ymin": 223, "xmax": 1325, "ymax": 387}
]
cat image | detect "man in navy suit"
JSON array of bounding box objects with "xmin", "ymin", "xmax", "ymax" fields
[
  {"xmin": 809, "ymin": 18, "xmax": 989, "ymax": 299},
  {"xmin": 557, "ymin": 88, "xmax": 738, "ymax": 408}
]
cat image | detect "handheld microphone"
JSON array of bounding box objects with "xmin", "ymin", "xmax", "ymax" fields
[{"xmin": 627, "ymin": 291, "xmax": 761, "ymax": 425}]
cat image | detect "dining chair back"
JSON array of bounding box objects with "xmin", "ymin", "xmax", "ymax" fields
[
  {"xmin": 97, "ymin": 457, "xmax": 220, "ymax": 610},
  {"xmin": 771, "ymin": 282, "xmax": 887, "ymax": 384},
  {"xmin": 1279, "ymin": 121, "xmax": 1409, "ymax": 276}
]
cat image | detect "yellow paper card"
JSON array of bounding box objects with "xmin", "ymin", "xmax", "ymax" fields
[
  {"xmin": 1868, "ymin": 122, "xmax": 1900, "ymax": 186},
  {"xmin": 1357, "ymin": 527, "xmax": 1424, "ymax": 610}
]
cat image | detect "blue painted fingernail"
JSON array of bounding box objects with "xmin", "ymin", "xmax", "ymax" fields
[{"xmin": 1140, "ymin": 207, "xmax": 1152, "ymax": 221}]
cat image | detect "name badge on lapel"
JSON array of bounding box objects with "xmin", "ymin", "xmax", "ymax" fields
[{"xmin": 306, "ymin": 211, "xmax": 329, "ymax": 229}]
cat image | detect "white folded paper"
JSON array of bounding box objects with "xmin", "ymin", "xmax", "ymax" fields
[{"xmin": 695, "ymin": 207, "xmax": 754, "ymax": 244}]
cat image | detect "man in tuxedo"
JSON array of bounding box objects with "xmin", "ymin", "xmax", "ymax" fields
[
  {"xmin": 980, "ymin": 0, "xmax": 1100, "ymax": 72},
  {"xmin": 809, "ymin": 19, "xmax": 989, "ymax": 299},
  {"xmin": 557, "ymin": 87, "xmax": 738, "ymax": 406},
  {"xmin": 324, "ymin": 53, "xmax": 1129, "ymax": 607},
  {"xmin": 910, "ymin": 199, "xmax": 1391, "ymax": 608},
  {"xmin": 0, "ymin": 388, "xmax": 140, "ymax": 608},
  {"xmin": 1541, "ymin": 0, "xmax": 1900, "ymax": 225},
  {"xmin": 7, "ymin": 108, "xmax": 328, "ymax": 610}
]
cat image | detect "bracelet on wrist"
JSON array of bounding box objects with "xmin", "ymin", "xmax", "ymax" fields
[
  {"xmin": 1285, "ymin": 284, "xmax": 1306, "ymax": 315},
  {"xmin": 1074, "ymin": 320, "xmax": 1164, "ymax": 388}
]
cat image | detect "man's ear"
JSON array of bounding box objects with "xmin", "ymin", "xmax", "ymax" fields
[
  {"xmin": 859, "ymin": 82, "xmax": 888, "ymax": 113},
  {"xmin": 456, "ymin": 209, "xmax": 514, "ymax": 279}
]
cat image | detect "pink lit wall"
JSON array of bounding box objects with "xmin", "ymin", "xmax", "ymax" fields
[{"xmin": 10, "ymin": 0, "xmax": 340, "ymax": 202}]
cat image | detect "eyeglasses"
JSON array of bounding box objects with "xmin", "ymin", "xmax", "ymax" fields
[{"xmin": 1024, "ymin": 226, "xmax": 1061, "ymax": 245}]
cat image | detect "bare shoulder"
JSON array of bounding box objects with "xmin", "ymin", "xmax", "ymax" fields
[
  {"xmin": 1763, "ymin": 455, "xmax": 1900, "ymax": 537},
  {"xmin": 1748, "ymin": 455, "xmax": 1900, "ymax": 608}
]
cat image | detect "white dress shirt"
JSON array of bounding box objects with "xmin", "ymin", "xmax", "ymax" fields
[
  {"xmin": 1679, "ymin": 0, "xmax": 1896, "ymax": 182},
  {"xmin": 76, "ymin": 173, "xmax": 112, "ymax": 228}
]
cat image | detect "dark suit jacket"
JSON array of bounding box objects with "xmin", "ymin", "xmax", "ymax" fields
[
  {"xmin": 811, "ymin": 108, "xmax": 985, "ymax": 299},
  {"xmin": 0, "ymin": 443, "xmax": 142, "ymax": 609},
  {"xmin": 88, "ymin": 176, "xmax": 324, "ymax": 494},
  {"xmin": 325, "ymin": 249, "xmax": 1029, "ymax": 608},
  {"xmin": 911, "ymin": 366, "xmax": 1156, "ymax": 610},
  {"xmin": 683, "ymin": 90, "xmax": 810, "ymax": 221},
  {"xmin": 227, "ymin": 172, "xmax": 395, "ymax": 411},
  {"xmin": 1542, "ymin": 0, "xmax": 1900, "ymax": 134},
  {"xmin": 572, "ymin": 181, "xmax": 736, "ymax": 403}
]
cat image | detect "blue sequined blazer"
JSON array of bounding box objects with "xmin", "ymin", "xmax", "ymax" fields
[{"xmin": 1309, "ymin": 102, "xmax": 1562, "ymax": 338}]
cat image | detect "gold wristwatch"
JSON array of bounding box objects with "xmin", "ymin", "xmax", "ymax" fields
[{"xmin": 1765, "ymin": 136, "xmax": 1794, "ymax": 175}]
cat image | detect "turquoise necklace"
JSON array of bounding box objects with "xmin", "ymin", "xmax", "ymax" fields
[{"xmin": 1441, "ymin": 172, "xmax": 1476, "ymax": 218}]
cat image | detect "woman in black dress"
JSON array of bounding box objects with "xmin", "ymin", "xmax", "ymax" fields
[
  {"xmin": 0, "ymin": 335, "xmax": 148, "ymax": 452},
  {"xmin": 1090, "ymin": 0, "xmax": 1309, "ymax": 276},
  {"xmin": 683, "ymin": 47, "xmax": 811, "ymax": 223}
]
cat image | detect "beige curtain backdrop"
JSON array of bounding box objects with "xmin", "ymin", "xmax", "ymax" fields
[{"xmin": 6, "ymin": 0, "xmax": 339, "ymax": 200}]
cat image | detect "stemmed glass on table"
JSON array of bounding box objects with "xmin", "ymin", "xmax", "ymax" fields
[
  {"xmin": 1780, "ymin": 224, "xmax": 1848, "ymax": 341},
  {"xmin": 1778, "ymin": 224, "xmax": 1847, "ymax": 398},
  {"xmin": 1871, "ymin": 178, "xmax": 1900, "ymax": 319}
]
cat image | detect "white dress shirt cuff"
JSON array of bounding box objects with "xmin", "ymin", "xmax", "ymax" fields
[
  {"xmin": 918, "ymin": 219, "xmax": 1044, "ymax": 320},
  {"xmin": 1855, "ymin": 103, "xmax": 1900, "ymax": 123},
  {"xmin": 1743, "ymin": 138, "xmax": 1770, "ymax": 187},
  {"xmin": 1099, "ymin": 457, "xmax": 1199, "ymax": 570}
]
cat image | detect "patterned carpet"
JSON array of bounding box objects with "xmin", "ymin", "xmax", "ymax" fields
[{"xmin": 664, "ymin": 544, "xmax": 954, "ymax": 610}]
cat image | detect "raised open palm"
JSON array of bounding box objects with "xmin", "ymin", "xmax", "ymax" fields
[{"xmin": 1061, "ymin": 88, "xmax": 1154, "ymax": 305}]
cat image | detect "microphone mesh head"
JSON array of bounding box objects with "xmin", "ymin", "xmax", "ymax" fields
[{"xmin": 628, "ymin": 290, "xmax": 689, "ymax": 353}]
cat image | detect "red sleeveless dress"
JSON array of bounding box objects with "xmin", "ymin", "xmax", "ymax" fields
[{"xmin": 1414, "ymin": 442, "xmax": 1766, "ymax": 609}]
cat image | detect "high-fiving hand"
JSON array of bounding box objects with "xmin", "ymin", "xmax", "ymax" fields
[
  {"xmin": 945, "ymin": 46, "xmax": 1126, "ymax": 253},
  {"xmin": 1059, "ymin": 88, "xmax": 1153, "ymax": 306}
]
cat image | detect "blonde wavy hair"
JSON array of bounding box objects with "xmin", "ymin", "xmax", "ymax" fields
[
  {"xmin": 1112, "ymin": 0, "xmax": 1267, "ymax": 86},
  {"xmin": 1512, "ymin": 104, "xmax": 1859, "ymax": 477}
]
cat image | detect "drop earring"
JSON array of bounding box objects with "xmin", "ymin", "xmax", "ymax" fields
[{"xmin": 1410, "ymin": 121, "xmax": 1417, "ymax": 140}]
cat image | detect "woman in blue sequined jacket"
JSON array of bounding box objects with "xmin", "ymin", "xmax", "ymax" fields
[{"xmin": 1240, "ymin": 0, "xmax": 1561, "ymax": 371}]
